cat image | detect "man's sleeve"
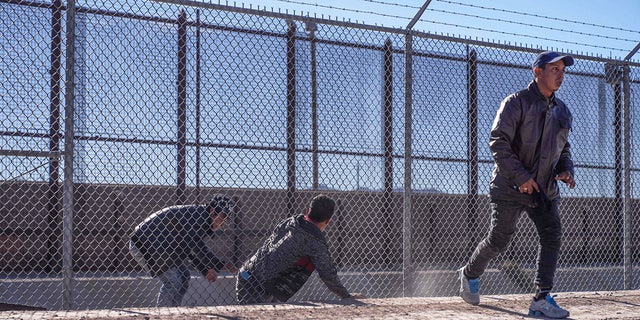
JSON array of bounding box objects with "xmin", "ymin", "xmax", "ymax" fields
[
  {"xmin": 489, "ymin": 96, "xmax": 530, "ymax": 186},
  {"xmin": 186, "ymin": 228, "xmax": 225, "ymax": 276},
  {"xmin": 555, "ymin": 141, "xmax": 574, "ymax": 176},
  {"xmin": 309, "ymin": 241, "xmax": 351, "ymax": 299}
]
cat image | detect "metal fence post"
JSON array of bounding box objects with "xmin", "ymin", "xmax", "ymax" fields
[
  {"xmin": 466, "ymin": 47, "xmax": 479, "ymax": 252},
  {"xmin": 63, "ymin": 0, "xmax": 77, "ymax": 310},
  {"xmin": 195, "ymin": 9, "xmax": 202, "ymax": 204},
  {"xmin": 286, "ymin": 20, "xmax": 297, "ymax": 217},
  {"xmin": 402, "ymin": 32, "xmax": 413, "ymax": 297},
  {"xmin": 402, "ymin": 0, "xmax": 431, "ymax": 297},
  {"xmin": 606, "ymin": 63, "xmax": 624, "ymax": 264},
  {"xmin": 382, "ymin": 38, "xmax": 394, "ymax": 266},
  {"xmin": 46, "ymin": 0, "xmax": 63, "ymax": 274},
  {"xmin": 306, "ymin": 21, "xmax": 319, "ymax": 190},
  {"xmin": 176, "ymin": 10, "xmax": 187, "ymax": 205},
  {"xmin": 622, "ymin": 64, "xmax": 633, "ymax": 289}
]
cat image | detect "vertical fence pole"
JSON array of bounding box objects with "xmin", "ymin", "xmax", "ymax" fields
[
  {"xmin": 306, "ymin": 22, "xmax": 319, "ymax": 190},
  {"xmin": 606, "ymin": 62, "xmax": 624, "ymax": 264},
  {"xmin": 622, "ymin": 65, "xmax": 633, "ymax": 289},
  {"xmin": 286, "ymin": 20, "xmax": 297, "ymax": 216},
  {"xmin": 598, "ymin": 80, "xmax": 608, "ymax": 195},
  {"xmin": 402, "ymin": 0, "xmax": 431, "ymax": 296},
  {"xmin": 195, "ymin": 10, "xmax": 202, "ymax": 203},
  {"xmin": 466, "ymin": 47, "xmax": 479, "ymax": 252},
  {"xmin": 176, "ymin": 10, "xmax": 187, "ymax": 205},
  {"xmin": 62, "ymin": 0, "xmax": 77, "ymax": 310},
  {"xmin": 46, "ymin": 0, "xmax": 63, "ymax": 274},
  {"xmin": 382, "ymin": 38, "xmax": 394, "ymax": 266},
  {"xmin": 613, "ymin": 76, "xmax": 623, "ymax": 263},
  {"xmin": 402, "ymin": 32, "xmax": 413, "ymax": 297}
]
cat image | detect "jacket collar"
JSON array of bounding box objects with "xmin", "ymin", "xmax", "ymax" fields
[
  {"xmin": 530, "ymin": 80, "xmax": 556, "ymax": 105},
  {"xmin": 295, "ymin": 214, "xmax": 325, "ymax": 240}
]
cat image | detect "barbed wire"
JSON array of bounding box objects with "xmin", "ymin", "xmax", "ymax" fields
[
  {"xmin": 266, "ymin": 0, "xmax": 637, "ymax": 54},
  {"xmin": 427, "ymin": 8, "xmax": 639, "ymax": 44},
  {"xmin": 361, "ymin": 0, "xmax": 419, "ymax": 10},
  {"xmin": 271, "ymin": 0, "xmax": 408, "ymax": 22},
  {"xmin": 438, "ymin": 0, "xmax": 640, "ymax": 35},
  {"xmin": 420, "ymin": 18, "xmax": 629, "ymax": 53},
  {"xmin": 364, "ymin": 0, "xmax": 640, "ymax": 35}
]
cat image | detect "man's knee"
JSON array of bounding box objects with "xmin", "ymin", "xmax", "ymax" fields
[{"xmin": 486, "ymin": 232, "xmax": 514, "ymax": 253}]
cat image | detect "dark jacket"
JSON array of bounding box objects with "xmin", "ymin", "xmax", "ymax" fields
[
  {"xmin": 130, "ymin": 205, "xmax": 225, "ymax": 277},
  {"xmin": 489, "ymin": 80, "xmax": 574, "ymax": 206},
  {"xmin": 242, "ymin": 215, "xmax": 351, "ymax": 301}
]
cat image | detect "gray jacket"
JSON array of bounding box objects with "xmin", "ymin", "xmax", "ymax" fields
[
  {"xmin": 242, "ymin": 215, "xmax": 351, "ymax": 300},
  {"xmin": 489, "ymin": 80, "xmax": 574, "ymax": 206}
]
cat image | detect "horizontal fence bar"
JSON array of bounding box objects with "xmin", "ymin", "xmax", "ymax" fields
[{"xmin": 0, "ymin": 149, "xmax": 61, "ymax": 158}]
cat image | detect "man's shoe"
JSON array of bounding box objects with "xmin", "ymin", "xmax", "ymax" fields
[
  {"xmin": 528, "ymin": 294, "xmax": 570, "ymax": 318},
  {"xmin": 458, "ymin": 267, "xmax": 479, "ymax": 305}
]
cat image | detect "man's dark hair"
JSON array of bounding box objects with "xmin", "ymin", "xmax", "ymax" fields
[{"xmin": 307, "ymin": 194, "xmax": 336, "ymax": 222}]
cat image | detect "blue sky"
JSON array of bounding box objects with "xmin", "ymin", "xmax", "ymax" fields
[{"xmin": 221, "ymin": 0, "xmax": 640, "ymax": 61}]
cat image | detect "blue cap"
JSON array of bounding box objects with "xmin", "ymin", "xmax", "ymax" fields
[{"xmin": 532, "ymin": 51, "xmax": 574, "ymax": 69}]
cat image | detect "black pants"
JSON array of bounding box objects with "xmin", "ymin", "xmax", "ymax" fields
[
  {"xmin": 464, "ymin": 199, "xmax": 562, "ymax": 289},
  {"xmin": 236, "ymin": 268, "xmax": 274, "ymax": 304}
]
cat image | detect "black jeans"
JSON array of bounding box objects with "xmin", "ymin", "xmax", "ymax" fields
[
  {"xmin": 236, "ymin": 268, "xmax": 275, "ymax": 304},
  {"xmin": 464, "ymin": 199, "xmax": 562, "ymax": 289}
]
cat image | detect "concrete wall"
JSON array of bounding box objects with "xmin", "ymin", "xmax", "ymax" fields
[{"xmin": 0, "ymin": 181, "xmax": 636, "ymax": 274}]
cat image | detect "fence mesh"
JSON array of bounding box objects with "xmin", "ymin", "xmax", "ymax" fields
[{"xmin": 1, "ymin": 0, "xmax": 639, "ymax": 311}]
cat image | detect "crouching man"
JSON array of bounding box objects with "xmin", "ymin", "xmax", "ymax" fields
[
  {"xmin": 236, "ymin": 194, "xmax": 364, "ymax": 304},
  {"xmin": 129, "ymin": 194, "xmax": 238, "ymax": 307}
]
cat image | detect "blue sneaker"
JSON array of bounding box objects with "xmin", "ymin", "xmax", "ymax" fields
[
  {"xmin": 458, "ymin": 267, "xmax": 479, "ymax": 305},
  {"xmin": 528, "ymin": 294, "xmax": 569, "ymax": 318}
]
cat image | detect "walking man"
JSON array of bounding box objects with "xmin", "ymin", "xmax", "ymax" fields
[{"xmin": 458, "ymin": 51, "xmax": 576, "ymax": 319}]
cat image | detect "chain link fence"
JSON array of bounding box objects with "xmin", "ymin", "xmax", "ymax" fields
[{"xmin": 1, "ymin": 0, "xmax": 639, "ymax": 311}]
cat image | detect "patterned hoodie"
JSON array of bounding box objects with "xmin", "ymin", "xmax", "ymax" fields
[{"xmin": 241, "ymin": 214, "xmax": 351, "ymax": 301}]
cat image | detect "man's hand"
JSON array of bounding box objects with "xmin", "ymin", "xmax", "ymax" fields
[
  {"xmin": 205, "ymin": 269, "xmax": 217, "ymax": 283},
  {"xmin": 518, "ymin": 178, "xmax": 539, "ymax": 195},
  {"xmin": 555, "ymin": 171, "xmax": 576, "ymax": 189}
]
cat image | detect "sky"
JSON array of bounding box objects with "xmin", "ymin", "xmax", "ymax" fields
[{"xmin": 217, "ymin": 0, "xmax": 640, "ymax": 61}]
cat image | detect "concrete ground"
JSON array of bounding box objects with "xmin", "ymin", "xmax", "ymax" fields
[{"xmin": 3, "ymin": 290, "xmax": 640, "ymax": 319}]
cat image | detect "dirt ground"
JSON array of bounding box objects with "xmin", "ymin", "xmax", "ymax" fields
[{"xmin": 3, "ymin": 290, "xmax": 640, "ymax": 320}]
